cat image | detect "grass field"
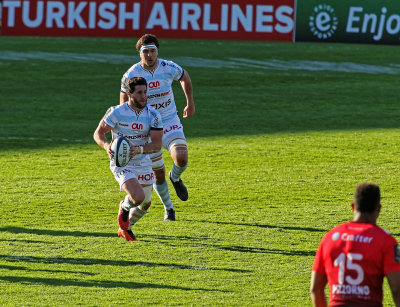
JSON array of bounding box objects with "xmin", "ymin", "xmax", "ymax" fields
[{"xmin": 1, "ymin": 36, "xmax": 400, "ymax": 306}]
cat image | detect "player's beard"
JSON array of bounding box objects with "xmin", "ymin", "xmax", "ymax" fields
[{"xmin": 132, "ymin": 97, "xmax": 146, "ymax": 109}]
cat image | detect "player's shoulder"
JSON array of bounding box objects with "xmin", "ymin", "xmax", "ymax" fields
[
  {"xmin": 104, "ymin": 105, "xmax": 118, "ymax": 116},
  {"xmin": 372, "ymin": 224, "xmax": 396, "ymax": 238},
  {"xmin": 108, "ymin": 103, "xmax": 129, "ymax": 115},
  {"xmin": 159, "ymin": 58, "xmax": 182, "ymax": 70},
  {"xmin": 123, "ymin": 61, "xmax": 142, "ymax": 76},
  {"xmin": 319, "ymin": 222, "xmax": 349, "ymax": 243}
]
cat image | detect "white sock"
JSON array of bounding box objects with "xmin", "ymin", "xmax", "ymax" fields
[
  {"xmin": 129, "ymin": 207, "xmax": 146, "ymax": 227},
  {"xmin": 121, "ymin": 195, "xmax": 133, "ymax": 211},
  {"xmin": 154, "ymin": 181, "xmax": 174, "ymax": 209},
  {"xmin": 170, "ymin": 162, "xmax": 188, "ymax": 182}
]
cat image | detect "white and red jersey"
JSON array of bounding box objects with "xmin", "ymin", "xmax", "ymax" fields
[
  {"xmin": 103, "ymin": 103, "xmax": 163, "ymax": 164},
  {"xmin": 313, "ymin": 221, "xmax": 400, "ymax": 306},
  {"xmin": 121, "ymin": 59, "xmax": 184, "ymax": 123}
]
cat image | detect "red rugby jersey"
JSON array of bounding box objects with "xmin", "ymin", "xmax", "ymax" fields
[{"xmin": 313, "ymin": 221, "xmax": 400, "ymax": 306}]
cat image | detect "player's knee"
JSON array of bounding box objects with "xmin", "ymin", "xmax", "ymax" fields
[
  {"xmin": 176, "ymin": 155, "xmax": 188, "ymax": 167},
  {"xmin": 139, "ymin": 201, "xmax": 151, "ymax": 211},
  {"xmin": 138, "ymin": 186, "xmax": 152, "ymax": 211},
  {"xmin": 129, "ymin": 189, "xmax": 145, "ymax": 206},
  {"xmin": 172, "ymin": 145, "xmax": 188, "ymax": 167}
]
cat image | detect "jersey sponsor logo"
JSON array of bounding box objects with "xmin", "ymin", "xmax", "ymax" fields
[
  {"xmin": 164, "ymin": 124, "xmax": 182, "ymax": 134},
  {"xmin": 132, "ymin": 123, "xmax": 143, "ymax": 130},
  {"xmin": 119, "ymin": 122, "xmax": 129, "ymax": 127},
  {"xmin": 161, "ymin": 61, "xmax": 179, "ymax": 70},
  {"xmin": 150, "ymin": 99, "xmax": 172, "ymax": 110},
  {"xmin": 148, "ymin": 90, "xmax": 171, "ymax": 99},
  {"xmin": 149, "ymin": 110, "xmax": 160, "ymax": 127},
  {"xmin": 148, "ymin": 81, "xmax": 160, "ymax": 89},
  {"xmin": 117, "ymin": 132, "xmax": 149, "ymax": 140},
  {"xmin": 137, "ymin": 173, "xmax": 155, "ymax": 181},
  {"xmin": 341, "ymin": 233, "xmax": 373, "ymax": 243},
  {"xmin": 332, "ymin": 232, "xmax": 373, "ymax": 244},
  {"xmin": 332, "ymin": 284, "xmax": 370, "ymax": 296}
]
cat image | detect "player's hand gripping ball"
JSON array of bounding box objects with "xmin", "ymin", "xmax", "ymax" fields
[{"xmin": 110, "ymin": 136, "xmax": 131, "ymax": 167}]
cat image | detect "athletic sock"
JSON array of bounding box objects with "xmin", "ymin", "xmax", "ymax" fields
[
  {"xmin": 129, "ymin": 206, "xmax": 146, "ymax": 227},
  {"xmin": 154, "ymin": 181, "xmax": 174, "ymax": 209},
  {"xmin": 170, "ymin": 162, "xmax": 188, "ymax": 182},
  {"xmin": 121, "ymin": 195, "xmax": 134, "ymax": 211}
]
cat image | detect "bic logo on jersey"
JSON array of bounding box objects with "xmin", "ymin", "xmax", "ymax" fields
[
  {"xmin": 132, "ymin": 123, "xmax": 143, "ymax": 130},
  {"xmin": 148, "ymin": 81, "xmax": 160, "ymax": 89}
]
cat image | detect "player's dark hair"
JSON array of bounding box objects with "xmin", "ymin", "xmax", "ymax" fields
[
  {"xmin": 354, "ymin": 183, "xmax": 380, "ymax": 213},
  {"xmin": 136, "ymin": 34, "xmax": 159, "ymax": 51},
  {"xmin": 126, "ymin": 77, "xmax": 147, "ymax": 93}
]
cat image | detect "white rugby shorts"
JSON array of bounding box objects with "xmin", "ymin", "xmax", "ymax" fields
[
  {"xmin": 110, "ymin": 160, "xmax": 155, "ymax": 191},
  {"xmin": 149, "ymin": 115, "xmax": 186, "ymax": 161}
]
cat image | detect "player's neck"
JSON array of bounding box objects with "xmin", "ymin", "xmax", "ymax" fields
[
  {"xmin": 352, "ymin": 213, "xmax": 377, "ymax": 224},
  {"xmin": 142, "ymin": 60, "xmax": 158, "ymax": 72},
  {"xmin": 127, "ymin": 101, "xmax": 145, "ymax": 113}
]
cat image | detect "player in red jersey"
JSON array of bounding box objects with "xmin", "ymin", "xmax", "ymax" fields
[{"xmin": 310, "ymin": 183, "xmax": 400, "ymax": 307}]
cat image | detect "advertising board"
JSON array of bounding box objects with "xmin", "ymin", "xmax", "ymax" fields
[
  {"xmin": 1, "ymin": 0, "xmax": 295, "ymax": 41},
  {"xmin": 296, "ymin": 0, "xmax": 400, "ymax": 44}
]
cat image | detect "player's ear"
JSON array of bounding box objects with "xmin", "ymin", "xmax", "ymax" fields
[{"xmin": 351, "ymin": 203, "xmax": 355, "ymax": 211}]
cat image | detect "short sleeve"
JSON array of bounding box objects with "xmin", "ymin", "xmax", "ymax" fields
[
  {"xmin": 165, "ymin": 60, "xmax": 184, "ymax": 81},
  {"xmin": 383, "ymin": 237, "xmax": 400, "ymax": 275},
  {"xmin": 312, "ymin": 238, "xmax": 327, "ymax": 275},
  {"xmin": 103, "ymin": 106, "xmax": 117, "ymax": 128},
  {"xmin": 120, "ymin": 72, "xmax": 128, "ymax": 93}
]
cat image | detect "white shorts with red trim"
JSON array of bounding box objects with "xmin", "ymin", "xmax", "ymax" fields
[
  {"xmin": 149, "ymin": 116, "xmax": 187, "ymax": 169},
  {"xmin": 110, "ymin": 160, "xmax": 155, "ymax": 191}
]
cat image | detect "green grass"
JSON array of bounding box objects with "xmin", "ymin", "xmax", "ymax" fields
[{"xmin": 1, "ymin": 36, "xmax": 400, "ymax": 306}]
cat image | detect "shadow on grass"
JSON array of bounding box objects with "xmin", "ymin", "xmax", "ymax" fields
[
  {"xmin": 0, "ymin": 254, "xmax": 249, "ymax": 273},
  {"xmin": 0, "ymin": 275, "xmax": 221, "ymax": 291},
  {"xmin": 0, "ymin": 238, "xmax": 49, "ymax": 244},
  {"xmin": 142, "ymin": 234, "xmax": 315, "ymax": 257},
  {"xmin": 0, "ymin": 264, "xmax": 96, "ymax": 276},
  {"xmin": 216, "ymin": 245, "xmax": 315, "ymax": 256},
  {"xmin": 0, "ymin": 226, "xmax": 115, "ymax": 238},
  {"xmin": 182, "ymin": 219, "xmax": 326, "ymax": 233},
  {"xmin": 1, "ymin": 226, "xmax": 314, "ymax": 258}
]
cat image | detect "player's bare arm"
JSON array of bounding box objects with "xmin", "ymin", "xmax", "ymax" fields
[
  {"xmin": 145, "ymin": 128, "xmax": 163, "ymax": 153},
  {"xmin": 387, "ymin": 271, "xmax": 400, "ymax": 306},
  {"xmin": 180, "ymin": 70, "xmax": 195, "ymax": 118},
  {"xmin": 310, "ymin": 271, "xmax": 328, "ymax": 307},
  {"xmin": 120, "ymin": 91, "xmax": 128, "ymax": 105},
  {"xmin": 129, "ymin": 128, "xmax": 163, "ymax": 158},
  {"xmin": 93, "ymin": 120, "xmax": 113, "ymax": 159}
]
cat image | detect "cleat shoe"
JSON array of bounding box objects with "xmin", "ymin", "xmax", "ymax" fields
[
  {"xmin": 164, "ymin": 208, "xmax": 176, "ymax": 221},
  {"xmin": 169, "ymin": 171, "xmax": 188, "ymax": 201},
  {"xmin": 118, "ymin": 201, "xmax": 130, "ymax": 230},
  {"xmin": 118, "ymin": 228, "xmax": 137, "ymax": 241}
]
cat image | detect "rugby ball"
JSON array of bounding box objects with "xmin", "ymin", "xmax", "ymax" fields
[{"xmin": 111, "ymin": 136, "xmax": 131, "ymax": 167}]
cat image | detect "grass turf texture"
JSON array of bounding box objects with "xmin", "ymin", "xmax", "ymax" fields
[{"xmin": 1, "ymin": 36, "xmax": 400, "ymax": 306}]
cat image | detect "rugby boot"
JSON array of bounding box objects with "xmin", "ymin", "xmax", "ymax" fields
[
  {"xmin": 117, "ymin": 201, "xmax": 130, "ymax": 230},
  {"xmin": 164, "ymin": 208, "xmax": 176, "ymax": 221},
  {"xmin": 118, "ymin": 228, "xmax": 137, "ymax": 241},
  {"xmin": 169, "ymin": 171, "xmax": 188, "ymax": 201}
]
